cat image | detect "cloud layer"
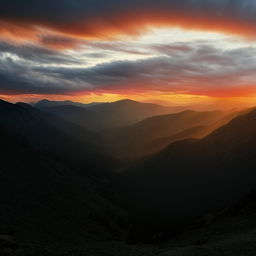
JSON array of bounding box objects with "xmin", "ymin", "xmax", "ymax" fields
[
  {"xmin": 1, "ymin": 0, "xmax": 256, "ymax": 45},
  {"xmin": 1, "ymin": 0, "xmax": 256, "ymax": 103},
  {"xmin": 1, "ymin": 38, "xmax": 256, "ymax": 97}
]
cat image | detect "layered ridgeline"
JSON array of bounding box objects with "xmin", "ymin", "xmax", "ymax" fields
[
  {"xmin": 0, "ymin": 100, "xmax": 127, "ymax": 249},
  {"xmin": 120, "ymin": 109, "xmax": 256, "ymax": 230},
  {"xmin": 103, "ymin": 109, "xmax": 240, "ymax": 161},
  {"xmin": 33, "ymin": 99, "xmax": 103, "ymax": 109},
  {"xmin": 0, "ymin": 100, "xmax": 117, "ymax": 176},
  {"xmin": 2, "ymin": 99, "xmax": 256, "ymax": 254},
  {"xmin": 34, "ymin": 99, "xmax": 184, "ymax": 131},
  {"xmin": 35, "ymin": 100, "xmax": 243, "ymax": 163}
]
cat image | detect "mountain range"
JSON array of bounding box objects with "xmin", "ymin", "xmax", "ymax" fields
[
  {"xmin": 0, "ymin": 99, "xmax": 131, "ymax": 254},
  {"xmin": 0, "ymin": 100, "xmax": 116, "ymax": 176},
  {"xmin": 103, "ymin": 109, "xmax": 237, "ymax": 160},
  {"xmin": 34, "ymin": 99, "xmax": 185, "ymax": 130},
  {"xmin": 2, "ymin": 98, "xmax": 256, "ymax": 255}
]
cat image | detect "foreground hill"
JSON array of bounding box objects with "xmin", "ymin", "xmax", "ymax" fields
[
  {"xmin": 2, "ymin": 126, "xmax": 256, "ymax": 256},
  {"xmin": 120, "ymin": 109, "xmax": 256, "ymax": 229},
  {"xmin": 35, "ymin": 99, "xmax": 181, "ymax": 130},
  {"xmin": 0, "ymin": 126, "xmax": 126, "ymax": 244},
  {"xmin": 0, "ymin": 100, "xmax": 131, "ymax": 254},
  {"xmin": 156, "ymin": 191, "xmax": 256, "ymax": 256},
  {"xmin": 104, "ymin": 110, "xmax": 231, "ymax": 160}
]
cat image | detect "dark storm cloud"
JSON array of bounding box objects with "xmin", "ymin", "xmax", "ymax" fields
[
  {"xmin": 1, "ymin": 0, "xmax": 256, "ymax": 39},
  {"xmin": 0, "ymin": 41, "xmax": 81, "ymax": 64},
  {"xmin": 0, "ymin": 60, "xmax": 80, "ymax": 95},
  {"xmin": 38, "ymin": 35, "xmax": 83, "ymax": 49},
  {"xmin": 0, "ymin": 53, "xmax": 81, "ymax": 95},
  {"xmin": 1, "ymin": 0, "xmax": 256, "ymax": 23},
  {"xmin": 1, "ymin": 1, "xmax": 256, "ymax": 97},
  {"xmin": 1, "ymin": 43, "xmax": 256, "ymax": 96},
  {"xmin": 0, "ymin": 71, "xmax": 62, "ymax": 94},
  {"xmin": 83, "ymin": 42, "xmax": 150, "ymax": 56}
]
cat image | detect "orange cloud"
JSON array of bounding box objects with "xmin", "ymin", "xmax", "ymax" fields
[
  {"xmin": 0, "ymin": 20, "xmax": 39, "ymax": 43},
  {"xmin": 1, "ymin": 1, "xmax": 256, "ymax": 106},
  {"xmin": 1, "ymin": 7, "xmax": 256, "ymax": 49},
  {"xmin": 0, "ymin": 20, "xmax": 82, "ymax": 50}
]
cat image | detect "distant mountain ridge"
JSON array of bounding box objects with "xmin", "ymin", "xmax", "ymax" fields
[
  {"xmin": 33, "ymin": 99, "xmax": 104, "ymax": 109},
  {"xmin": 34, "ymin": 99, "xmax": 182, "ymax": 130},
  {"xmin": 34, "ymin": 99, "xmax": 242, "ymax": 161},
  {"xmin": 103, "ymin": 109, "xmax": 232, "ymax": 160},
  {"xmin": 0, "ymin": 99, "xmax": 116, "ymax": 176}
]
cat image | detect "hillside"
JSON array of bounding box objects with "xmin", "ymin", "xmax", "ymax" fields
[
  {"xmin": 103, "ymin": 110, "xmax": 230, "ymax": 160},
  {"xmin": 146, "ymin": 109, "xmax": 244, "ymax": 156},
  {"xmin": 2, "ymin": 99, "xmax": 256, "ymax": 255},
  {"xmin": 0, "ymin": 100, "xmax": 116, "ymax": 176},
  {"xmin": 35, "ymin": 99, "xmax": 180, "ymax": 131},
  {"xmin": 120, "ymin": 109, "xmax": 256, "ymax": 229}
]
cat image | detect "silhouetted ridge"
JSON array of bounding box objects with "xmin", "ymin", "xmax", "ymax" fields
[
  {"xmin": 103, "ymin": 109, "xmax": 230, "ymax": 160},
  {"xmin": 0, "ymin": 124, "xmax": 127, "ymax": 249},
  {"xmin": 0, "ymin": 99, "xmax": 116, "ymax": 177},
  {"xmin": 34, "ymin": 99, "xmax": 89, "ymax": 109},
  {"xmin": 37, "ymin": 98, "xmax": 178, "ymax": 130},
  {"xmin": 120, "ymin": 108, "xmax": 256, "ymax": 230}
]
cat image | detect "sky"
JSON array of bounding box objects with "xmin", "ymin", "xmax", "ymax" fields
[{"xmin": 1, "ymin": 0, "xmax": 256, "ymax": 109}]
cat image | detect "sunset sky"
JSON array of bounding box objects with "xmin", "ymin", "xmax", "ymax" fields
[{"xmin": 1, "ymin": 0, "xmax": 256, "ymax": 109}]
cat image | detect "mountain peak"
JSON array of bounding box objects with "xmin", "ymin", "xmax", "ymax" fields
[
  {"xmin": 37, "ymin": 99, "xmax": 49, "ymax": 103},
  {"xmin": 16, "ymin": 102, "xmax": 34, "ymax": 109},
  {"xmin": 36, "ymin": 99, "xmax": 73, "ymax": 105},
  {"xmin": 34, "ymin": 99, "xmax": 87, "ymax": 109},
  {"xmin": 0, "ymin": 99, "xmax": 12, "ymax": 104},
  {"xmin": 0, "ymin": 99, "xmax": 14, "ymax": 109},
  {"xmin": 114, "ymin": 99, "xmax": 138, "ymax": 104}
]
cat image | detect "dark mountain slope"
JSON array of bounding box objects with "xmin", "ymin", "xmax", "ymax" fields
[
  {"xmin": 154, "ymin": 191, "xmax": 256, "ymax": 256},
  {"xmin": 0, "ymin": 125, "xmax": 128, "ymax": 252},
  {"xmin": 0, "ymin": 100, "xmax": 116, "ymax": 177},
  {"xmin": 2, "ymin": 99, "xmax": 256, "ymax": 255},
  {"xmin": 145, "ymin": 109, "xmax": 244, "ymax": 157},
  {"xmin": 120, "ymin": 109, "xmax": 256, "ymax": 229},
  {"xmin": 103, "ymin": 110, "xmax": 229, "ymax": 160},
  {"xmin": 146, "ymin": 125, "xmax": 208, "ymax": 156},
  {"xmin": 0, "ymin": 100, "xmax": 131, "ymax": 253}
]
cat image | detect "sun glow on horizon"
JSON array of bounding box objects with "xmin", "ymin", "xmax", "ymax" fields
[
  {"xmin": 1, "ymin": 25, "xmax": 256, "ymax": 107},
  {"xmin": 2, "ymin": 90, "xmax": 256, "ymax": 112}
]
